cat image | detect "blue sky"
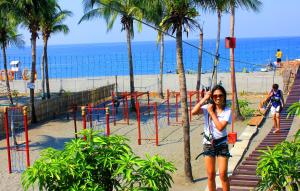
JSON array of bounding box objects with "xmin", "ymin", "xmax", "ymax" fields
[{"xmin": 20, "ymin": 0, "xmax": 300, "ymax": 46}]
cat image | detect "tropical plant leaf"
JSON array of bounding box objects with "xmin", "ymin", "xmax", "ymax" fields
[{"xmin": 22, "ymin": 129, "xmax": 176, "ymax": 190}]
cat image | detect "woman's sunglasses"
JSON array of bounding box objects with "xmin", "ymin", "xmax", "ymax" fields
[{"xmin": 213, "ymin": 94, "xmax": 224, "ymax": 99}]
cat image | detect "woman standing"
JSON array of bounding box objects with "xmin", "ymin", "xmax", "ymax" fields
[{"xmin": 192, "ymin": 85, "xmax": 231, "ymax": 191}]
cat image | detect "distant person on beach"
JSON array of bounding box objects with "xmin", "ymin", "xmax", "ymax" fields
[
  {"xmin": 276, "ymin": 49, "xmax": 283, "ymax": 67},
  {"xmin": 267, "ymin": 84, "xmax": 284, "ymax": 133},
  {"xmin": 192, "ymin": 85, "xmax": 231, "ymax": 191}
]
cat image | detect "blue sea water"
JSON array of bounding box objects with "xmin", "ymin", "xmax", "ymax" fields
[{"xmin": 2, "ymin": 36, "xmax": 300, "ymax": 79}]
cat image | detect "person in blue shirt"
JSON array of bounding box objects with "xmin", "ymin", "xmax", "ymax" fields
[{"xmin": 267, "ymin": 84, "xmax": 284, "ymax": 133}]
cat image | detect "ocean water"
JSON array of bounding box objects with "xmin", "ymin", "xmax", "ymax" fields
[{"xmin": 2, "ymin": 36, "xmax": 300, "ymax": 79}]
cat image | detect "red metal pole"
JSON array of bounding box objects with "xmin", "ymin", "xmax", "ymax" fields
[
  {"xmin": 4, "ymin": 107, "xmax": 12, "ymax": 173},
  {"xmin": 125, "ymin": 92, "xmax": 129, "ymax": 125},
  {"xmin": 189, "ymin": 92, "xmax": 192, "ymax": 122},
  {"xmin": 230, "ymin": 44, "xmax": 235, "ymax": 133},
  {"xmin": 73, "ymin": 105, "xmax": 78, "ymax": 139},
  {"xmin": 106, "ymin": 107, "xmax": 110, "ymax": 136},
  {"xmin": 135, "ymin": 93, "xmax": 138, "ymax": 119},
  {"xmin": 88, "ymin": 103, "xmax": 92, "ymax": 128},
  {"xmin": 176, "ymin": 93, "xmax": 179, "ymax": 122},
  {"xmin": 154, "ymin": 103, "xmax": 159, "ymax": 146},
  {"xmin": 23, "ymin": 106, "xmax": 30, "ymax": 168},
  {"xmin": 111, "ymin": 91, "xmax": 116, "ymax": 126},
  {"xmin": 122, "ymin": 93, "xmax": 126, "ymax": 122},
  {"xmin": 81, "ymin": 106, "xmax": 86, "ymax": 141},
  {"xmin": 137, "ymin": 101, "xmax": 141, "ymax": 145},
  {"xmin": 167, "ymin": 89, "xmax": 170, "ymax": 125}
]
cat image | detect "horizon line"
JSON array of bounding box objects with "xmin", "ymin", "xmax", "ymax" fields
[{"xmin": 10, "ymin": 35, "xmax": 300, "ymax": 49}]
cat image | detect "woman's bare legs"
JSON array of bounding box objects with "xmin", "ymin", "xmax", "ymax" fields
[
  {"xmin": 218, "ymin": 156, "xmax": 230, "ymax": 191},
  {"xmin": 205, "ymin": 156, "xmax": 216, "ymax": 191},
  {"xmin": 275, "ymin": 112, "xmax": 280, "ymax": 132}
]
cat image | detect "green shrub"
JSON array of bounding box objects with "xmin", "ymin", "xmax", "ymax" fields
[
  {"xmin": 241, "ymin": 100, "xmax": 255, "ymax": 118},
  {"xmin": 22, "ymin": 130, "xmax": 176, "ymax": 191},
  {"xmin": 256, "ymin": 129, "xmax": 300, "ymax": 191},
  {"xmin": 230, "ymin": 99, "xmax": 255, "ymax": 118},
  {"xmin": 287, "ymin": 101, "xmax": 300, "ymax": 118}
]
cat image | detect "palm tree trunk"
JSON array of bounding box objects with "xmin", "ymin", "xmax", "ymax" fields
[
  {"xmin": 45, "ymin": 37, "xmax": 51, "ymax": 99},
  {"xmin": 41, "ymin": 35, "xmax": 46, "ymax": 100},
  {"xmin": 212, "ymin": 11, "xmax": 221, "ymax": 87},
  {"xmin": 196, "ymin": 27, "xmax": 203, "ymax": 92},
  {"xmin": 126, "ymin": 26, "xmax": 135, "ymax": 110},
  {"xmin": 30, "ymin": 31, "xmax": 37, "ymax": 123},
  {"xmin": 176, "ymin": 25, "xmax": 193, "ymax": 182},
  {"xmin": 230, "ymin": 4, "xmax": 235, "ymax": 37},
  {"xmin": 1, "ymin": 45, "xmax": 13, "ymax": 105},
  {"xmin": 230, "ymin": 5, "xmax": 243, "ymax": 120},
  {"xmin": 159, "ymin": 34, "xmax": 164, "ymax": 99}
]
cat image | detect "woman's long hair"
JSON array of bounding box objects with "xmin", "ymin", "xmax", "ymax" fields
[{"xmin": 211, "ymin": 85, "xmax": 227, "ymax": 110}]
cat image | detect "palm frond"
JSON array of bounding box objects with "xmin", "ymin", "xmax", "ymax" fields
[
  {"xmin": 82, "ymin": 0, "xmax": 99, "ymax": 13},
  {"xmin": 0, "ymin": 2, "xmax": 24, "ymax": 49},
  {"xmin": 80, "ymin": 0, "xmax": 143, "ymax": 38},
  {"xmin": 234, "ymin": 0, "xmax": 262, "ymax": 12},
  {"xmin": 159, "ymin": 0, "xmax": 199, "ymax": 37},
  {"xmin": 52, "ymin": 25, "xmax": 69, "ymax": 35},
  {"xmin": 139, "ymin": 0, "xmax": 164, "ymax": 26},
  {"xmin": 197, "ymin": 0, "xmax": 230, "ymax": 14},
  {"xmin": 54, "ymin": 10, "xmax": 73, "ymax": 24},
  {"xmin": 106, "ymin": 11, "xmax": 118, "ymax": 31},
  {"xmin": 79, "ymin": 8, "xmax": 103, "ymax": 24},
  {"xmin": 8, "ymin": 34, "xmax": 25, "ymax": 48}
]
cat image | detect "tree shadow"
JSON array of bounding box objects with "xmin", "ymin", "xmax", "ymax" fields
[{"xmin": 29, "ymin": 135, "xmax": 72, "ymax": 151}]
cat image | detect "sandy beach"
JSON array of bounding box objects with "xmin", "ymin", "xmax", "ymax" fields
[
  {"xmin": 0, "ymin": 71, "xmax": 293, "ymax": 191},
  {"xmin": 4, "ymin": 71, "xmax": 283, "ymax": 95}
]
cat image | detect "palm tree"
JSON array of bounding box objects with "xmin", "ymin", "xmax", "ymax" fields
[
  {"xmin": 15, "ymin": 0, "xmax": 46, "ymax": 123},
  {"xmin": 200, "ymin": 0, "xmax": 228, "ymax": 87},
  {"xmin": 40, "ymin": 0, "xmax": 72, "ymax": 99},
  {"xmin": 196, "ymin": 24, "xmax": 203, "ymax": 94},
  {"xmin": 160, "ymin": 0, "xmax": 200, "ymax": 182},
  {"xmin": 0, "ymin": 3, "xmax": 24, "ymax": 105},
  {"xmin": 80, "ymin": 0, "xmax": 143, "ymax": 110},
  {"xmin": 140, "ymin": 0, "xmax": 166, "ymax": 99},
  {"xmin": 229, "ymin": 0, "xmax": 262, "ymax": 119}
]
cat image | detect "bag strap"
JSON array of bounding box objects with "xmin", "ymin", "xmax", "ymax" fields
[{"xmin": 207, "ymin": 112, "xmax": 214, "ymax": 140}]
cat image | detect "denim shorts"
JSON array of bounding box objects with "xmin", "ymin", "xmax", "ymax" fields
[{"xmin": 203, "ymin": 143, "xmax": 231, "ymax": 158}]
